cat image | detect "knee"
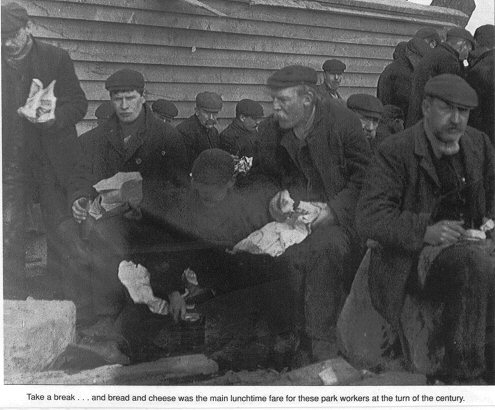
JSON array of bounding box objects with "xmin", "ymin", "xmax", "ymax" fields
[{"xmin": 446, "ymin": 246, "xmax": 492, "ymax": 288}]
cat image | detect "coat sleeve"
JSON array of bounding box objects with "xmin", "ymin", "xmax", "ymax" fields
[
  {"xmin": 162, "ymin": 124, "xmax": 189, "ymax": 187},
  {"xmin": 327, "ymin": 113, "xmax": 371, "ymax": 231},
  {"xmin": 356, "ymin": 141, "xmax": 430, "ymax": 252},
  {"xmin": 67, "ymin": 132, "xmax": 98, "ymax": 207},
  {"xmin": 52, "ymin": 48, "xmax": 88, "ymax": 131},
  {"xmin": 219, "ymin": 129, "xmax": 239, "ymax": 156},
  {"xmin": 377, "ymin": 67, "xmax": 394, "ymax": 105}
]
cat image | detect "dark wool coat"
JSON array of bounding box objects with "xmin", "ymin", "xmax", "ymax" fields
[
  {"xmin": 68, "ymin": 104, "xmax": 188, "ymax": 207},
  {"xmin": 356, "ymin": 122, "xmax": 495, "ymax": 328},
  {"xmin": 219, "ymin": 118, "xmax": 259, "ymax": 157},
  {"xmin": 466, "ymin": 48, "xmax": 495, "ymax": 145},
  {"xmin": 377, "ymin": 38, "xmax": 429, "ymax": 123},
  {"xmin": 1, "ymin": 37, "xmax": 88, "ymax": 226},
  {"xmin": 2, "ymin": 38, "xmax": 87, "ymax": 182},
  {"xmin": 377, "ymin": 57, "xmax": 413, "ymax": 119},
  {"xmin": 176, "ymin": 114, "xmax": 221, "ymax": 169},
  {"xmin": 256, "ymin": 99, "xmax": 370, "ymax": 236},
  {"xmin": 406, "ymin": 43, "xmax": 465, "ymax": 127}
]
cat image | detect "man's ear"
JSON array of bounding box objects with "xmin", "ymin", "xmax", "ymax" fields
[
  {"xmin": 239, "ymin": 114, "xmax": 246, "ymax": 123},
  {"xmin": 303, "ymin": 89, "xmax": 315, "ymax": 107}
]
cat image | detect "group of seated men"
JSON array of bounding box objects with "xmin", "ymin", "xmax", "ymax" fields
[{"xmin": 2, "ymin": 2, "xmax": 494, "ymax": 384}]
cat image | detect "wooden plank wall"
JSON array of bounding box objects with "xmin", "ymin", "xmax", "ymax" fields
[{"xmin": 18, "ymin": 0, "xmax": 462, "ymax": 133}]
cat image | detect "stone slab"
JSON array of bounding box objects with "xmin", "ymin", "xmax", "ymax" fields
[
  {"xmin": 4, "ymin": 299, "xmax": 76, "ymax": 374},
  {"xmin": 5, "ymin": 354, "xmax": 218, "ymax": 385}
]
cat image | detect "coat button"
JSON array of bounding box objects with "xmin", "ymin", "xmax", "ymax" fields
[
  {"xmin": 135, "ymin": 158, "xmax": 142, "ymax": 165},
  {"xmin": 161, "ymin": 150, "xmax": 166, "ymax": 156}
]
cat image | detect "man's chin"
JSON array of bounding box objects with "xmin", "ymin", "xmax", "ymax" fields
[{"xmin": 276, "ymin": 118, "xmax": 292, "ymax": 129}]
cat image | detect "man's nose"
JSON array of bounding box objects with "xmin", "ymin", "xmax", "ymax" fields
[
  {"xmin": 272, "ymin": 98, "xmax": 281, "ymax": 111},
  {"xmin": 450, "ymin": 108, "xmax": 461, "ymax": 123},
  {"xmin": 121, "ymin": 98, "xmax": 129, "ymax": 109}
]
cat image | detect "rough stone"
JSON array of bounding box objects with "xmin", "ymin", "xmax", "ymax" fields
[
  {"xmin": 350, "ymin": 371, "xmax": 426, "ymax": 385},
  {"xmin": 272, "ymin": 357, "xmax": 362, "ymax": 385},
  {"xmin": 4, "ymin": 354, "xmax": 218, "ymax": 385},
  {"xmin": 4, "ymin": 299, "xmax": 76, "ymax": 374}
]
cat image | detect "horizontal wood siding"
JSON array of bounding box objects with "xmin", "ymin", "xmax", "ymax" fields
[{"xmin": 18, "ymin": 0, "xmax": 462, "ymax": 133}]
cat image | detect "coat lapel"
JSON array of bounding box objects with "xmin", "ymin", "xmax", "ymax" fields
[
  {"xmin": 307, "ymin": 103, "xmax": 337, "ymax": 198},
  {"xmin": 104, "ymin": 119, "xmax": 126, "ymax": 158},
  {"xmin": 414, "ymin": 124, "xmax": 440, "ymax": 188},
  {"xmin": 123, "ymin": 130, "xmax": 145, "ymax": 163}
]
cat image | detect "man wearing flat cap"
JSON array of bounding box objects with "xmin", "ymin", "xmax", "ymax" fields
[
  {"xmin": 357, "ymin": 74, "xmax": 495, "ymax": 384},
  {"xmin": 256, "ymin": 64, "xmax": 370, "ymax": 362},
  {"xmin": 317, "ymin": 59, "xmax": 346, "ymax": 104},
  {"xmin": 407, "ymin": 27, "xmax": 475, "ymax": 127},
  {"xmin": 414, "ymin": 27, "xmax": 441, "ymax": 49},
  {"xmin": 67, "ymin": 68, "xmax": 188, "ymax": 343},
  {"xmin": 377, "ymin": 38, "xmax": 429, "ymax": 122},
  {"xmin": 1, "ymin": 2, "xmax": 88, "ymax": 300},
  {"xmin": 177, "ymin": 91, "xmax": 223, "ymax": 169},
  {"xmin": 219, "ymin": 99, "xmax": 264, "ymax": 157},
  {"xmin": 466, "ymin": 24, "xmax": 495, "ymax": 145},
  {"xmin": 347, "ymin": 93, "xmax": 384, "ymax": 153},
  {"xmin": 151, "ymin": 99, "xmax": 178, "ymax": 123}
]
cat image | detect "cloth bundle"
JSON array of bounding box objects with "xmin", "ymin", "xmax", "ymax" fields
[
  {"xmin": 17, "ymin": 79, "xmax": 56, "ymax": 123},
  {"xmin": 118, "ymin": 261, "xmax": 169, "ymax": 315},
  {"xmin": 89, "ymin": 172, "xmax": 143, "ymax": 220},
  {"xmin": 233, "ymin": 190, "xmax": 325, "ymax": 257}
]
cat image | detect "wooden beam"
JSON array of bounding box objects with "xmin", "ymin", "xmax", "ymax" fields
[{"xmin": 178, "ymin": 0, "xmax": 227, "ymax": 17}]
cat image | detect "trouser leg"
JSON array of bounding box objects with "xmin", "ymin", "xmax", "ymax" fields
[
  {"xmin": 90, "ymin": 216, "xmax": 130, "ymax": 317},
  {"xmin": 423, "ymin": 242, "xmax": 492, "ymax": 379},
  {"xmin": 2, "ymin": 173, "xmax": 28, "ymax": 299},
  {"xmin": 282, "ymin": 224, "xmax": 350, "ymax": 343}
]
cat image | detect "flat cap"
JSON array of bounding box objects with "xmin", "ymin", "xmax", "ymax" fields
[
  {"xmin": 196, "ymin": 92, "xmax": 223, "ymax": 112},
  {"xmin": 414, "ymin": 27, "xmax": 441, "ymax": 42},
  {"xmin": 1, "ymin": 2, "xmax": 29, "ymax": 34},
  {"xmin": 347, "ymin": 94, "xmax": 384, "ymax": 120},
  {"xmin": 105, "ymin": 69, "xmax": 145, "ymax": 93},
  {"xmin": 382, "ymin": 105, "xmax": 404, "ymax": 121},
  {"xmin": 322, "ymin": 59, "xmax": 346, "ymax": 74},
  {"xmin": 474, "ymin": 24, "xmax": 495, "ymax": 49},
  {"xmin": 424, "ymin": 74, "xmax": 478, "ymax": 109},
  {"xmin": 236, "ymin": 99, "xmax": 264, "ymax": 118},
  {"xmin": 152, "ymin": 99, "xmax": 178, "ymax": 118},
  {"xmin": 446, "ymin": 27, "xmax": 475, "ymax": 46},
  {"xmin": 191, "ymin": 149, "xmax": 235, "ymax": 185},
  {"xmin": 267, "ymin": 65, "xmax": 317, "ymax": 89},
  {"xmin": 95, "ymin": 101, "xmax": 114, "ymax": 119}
]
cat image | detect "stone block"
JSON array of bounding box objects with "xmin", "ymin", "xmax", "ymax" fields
[{"xmin": 4, "ymin": 299, "xmax": 76, "ymax": 374}]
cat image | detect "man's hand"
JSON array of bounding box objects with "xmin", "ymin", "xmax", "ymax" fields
[
  {"xmin": 72, "ymin": 197, "xmax": 89, "ymax": 223},
  {"xmin": 424, "ymin": 220, "xmax": 465, "ymax": 246},
  {"xmin": 168, "ymin": 291, "xmax": 186, "ymax": 323},
  {"xmin": 269, "ymin": 190, "xmax": 294, "ymax": 222}
]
